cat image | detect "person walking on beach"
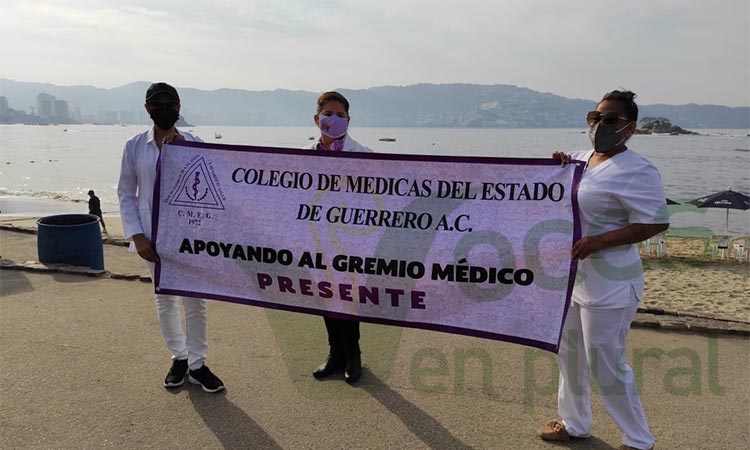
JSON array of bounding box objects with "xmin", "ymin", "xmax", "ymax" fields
[
  {"xmin": 87, "ymin": 189, "xmax": 107, "ymax": 234},
  {"xmin": 117, "ymin": 82, "xmax": 224, "ymax": 393},
  {"xmin": 537, "ymin": 90, "xmax": 668, "ymax": 450},
  {"xmin": 304, "ymin": 91, "xmax": 372, "ymax": 384}
]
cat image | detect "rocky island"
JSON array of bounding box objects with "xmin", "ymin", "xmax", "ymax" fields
[{"xmin": 636, "ymin": 117, "xmax": 699, "ymax": 135}]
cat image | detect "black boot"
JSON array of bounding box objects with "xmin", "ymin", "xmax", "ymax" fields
[
  {"xmin": 312, "ymin": 351, "xmax": 345, "ymax": 379},
  {"xmin": 344, "ymin": 353, "xmax": 362, "ymax": 384}
]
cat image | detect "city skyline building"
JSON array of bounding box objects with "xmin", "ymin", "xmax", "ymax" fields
[
  {"xmin": 36, "ymin": 93, "xmax": 54, "ymax": 118},
  {"xmin": 54, "ymin": 99, "xmax": 69, "ymax": 120}
]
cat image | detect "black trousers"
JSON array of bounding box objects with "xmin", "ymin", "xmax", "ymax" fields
[{"xmin": 323, "ymin": 317, "xmax": 360, "ymax": 356}]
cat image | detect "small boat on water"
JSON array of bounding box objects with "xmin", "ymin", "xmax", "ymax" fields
[
  {"xmin": 215, "ymin": 132, "xmax": 222, "ymax": 139},
  {"xmin": 378, "ymin": 137, "xmax": 396, "ymax": 142}
]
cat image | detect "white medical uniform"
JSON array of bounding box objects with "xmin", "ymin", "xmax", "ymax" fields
[{"xmin": 559, "ymin": 148, "xmax": 668, "ymax": 450}]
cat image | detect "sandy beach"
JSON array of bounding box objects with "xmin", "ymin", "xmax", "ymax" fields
[{"xmin": 641, "ymin": 239, "xmax": 750, "ymax": 322}]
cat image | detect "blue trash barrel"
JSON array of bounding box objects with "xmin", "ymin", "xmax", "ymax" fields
[{"xmin": 37, "ymin": 214, "xmax": 104, "ymax": 270}]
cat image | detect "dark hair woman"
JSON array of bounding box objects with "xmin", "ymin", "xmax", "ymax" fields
[{"xmin": 538, "ymin": 90, "xmax": 668, "ymax": 450}]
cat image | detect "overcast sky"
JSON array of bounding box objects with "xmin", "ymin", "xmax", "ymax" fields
[{"xmin": 1, "ymin": 0, "xmax": 748, "ymax": 106}]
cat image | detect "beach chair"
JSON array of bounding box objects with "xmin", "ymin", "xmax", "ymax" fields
[
  {"xmin": 710, "ymin": 236, "xmax": 730, "ymax": 261},
  {"xmin": 643, "ymin": 233, "xmax": 667, "ymax": 258},
  {"xmin": 732, "ymin": 237, "xmax": 749, "ymax": 263},
  {"xmin": 639, "ymin": 238, "xmax": 651, "ymax": 257}
]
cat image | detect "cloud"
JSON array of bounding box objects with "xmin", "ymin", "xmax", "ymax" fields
[{"xmin": 1, "ymin": 0, "xmax": 747, "ymax": 105}]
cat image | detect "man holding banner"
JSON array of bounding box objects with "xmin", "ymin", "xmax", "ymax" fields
[{"xmin": 117, "ymin": 82, "xmax": 225, "ymax": 393}]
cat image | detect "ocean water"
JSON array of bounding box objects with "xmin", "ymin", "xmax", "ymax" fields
[{"xmin": 0, "ymin": 124, "xmax": 748, "ymax": 235}]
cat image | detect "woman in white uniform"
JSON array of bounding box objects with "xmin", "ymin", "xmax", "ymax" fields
[
  {"xmin": 537, "ymin": 90, "xmax": 668, "ymax": 450},
  {"xmin": 303, "ymin": 91, "xmax": 372, "ymax": 384}
]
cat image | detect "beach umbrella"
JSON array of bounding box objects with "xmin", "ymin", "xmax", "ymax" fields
[
  {"xmin": 687, "ymin": 187, "xmax": 750, "ymax": 235},
  {"xmin": 666, "ymin": 198, "xmax": 680, "ymax": 205}
]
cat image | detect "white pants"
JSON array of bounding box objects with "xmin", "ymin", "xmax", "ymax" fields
[
  {"xmin": 557, "ymin": 295, "xmax": 655, "ymax": 449},
  {"xmin": 146, "ymin": 262, "xmax": 208, "ymax": 370}
]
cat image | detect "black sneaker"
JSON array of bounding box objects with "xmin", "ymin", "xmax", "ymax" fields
[
  {"xmin": 188, "ymin": 365, "xmax": 225, "ymax": 393},
  {"xmin": 163, "ymin": 359, "xmax": 188, "ymax": 388}
]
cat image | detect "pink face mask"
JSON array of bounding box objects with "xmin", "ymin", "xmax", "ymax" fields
[{"xmin": 318, "ymin": 114, "xmax": 348, "ymax": 139}]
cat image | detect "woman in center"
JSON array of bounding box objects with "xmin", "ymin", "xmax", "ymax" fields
[{"xmin": 304, "ymin": 91, "xmax": 373, "ymax": 384}]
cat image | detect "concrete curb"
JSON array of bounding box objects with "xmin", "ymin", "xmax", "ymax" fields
[
  {"xmin": 0, "ymin": 223, "xmax": 129, "ymax": 247},
  {"xmin": 631, "ymin": 312, "xmax": 749, "ymax": 336},
  {"xmin": 0, "ymin": 258, "xmax": 151, "ymax": 282}
]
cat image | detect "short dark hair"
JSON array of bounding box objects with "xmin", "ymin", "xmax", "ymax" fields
[
  {"xmin": 600, "ymin": 90, "xmax": 638, "ymax": 122},
  {"xmin": 317, "ymin": 91, "xmax": 349, "ymax": 113}
]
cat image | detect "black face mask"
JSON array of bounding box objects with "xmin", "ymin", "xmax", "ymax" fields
[
  {"xmin": 149, "ymin": 106, "xmax": 179, "ymax": 130},
  {"xmin": 588, "ymin": 121, "xmax": 631, "ymax": 154}
]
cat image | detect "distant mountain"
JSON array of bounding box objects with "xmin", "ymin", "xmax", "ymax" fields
[{"xmin": 1, "ymin": 78, "xmax": 747, "ymax": 128}]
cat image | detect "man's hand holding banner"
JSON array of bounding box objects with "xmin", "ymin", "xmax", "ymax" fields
[{"xmin": 153, "ymin": 141, "xmax": 583, "ymax": 352}]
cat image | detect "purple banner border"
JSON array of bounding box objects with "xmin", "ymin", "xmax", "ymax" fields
[
  {"xmin": 559, "ymin": 161, "xmax": 584, "ymax": 350},
  {"xmin": 166, "ymin": 139, "xmax": 575, "ymax": 167},
  {"xmin": 152, "ymin": 141, "xmax": 585, "ymax": 353}
]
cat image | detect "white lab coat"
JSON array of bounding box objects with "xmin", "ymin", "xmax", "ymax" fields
[{"xmin": 117, "ymin": 127, "xmax": 202, "ymax": 249}]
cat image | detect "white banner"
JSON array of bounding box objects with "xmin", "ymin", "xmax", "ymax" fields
[{"xmin": 153, "ymin": 141, "xmax": 583, "ymax": 352}]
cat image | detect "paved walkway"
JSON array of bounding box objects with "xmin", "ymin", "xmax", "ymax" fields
[{"xmin": 1, "ymin": 225, "xmax": 749, "ymax": 450}]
